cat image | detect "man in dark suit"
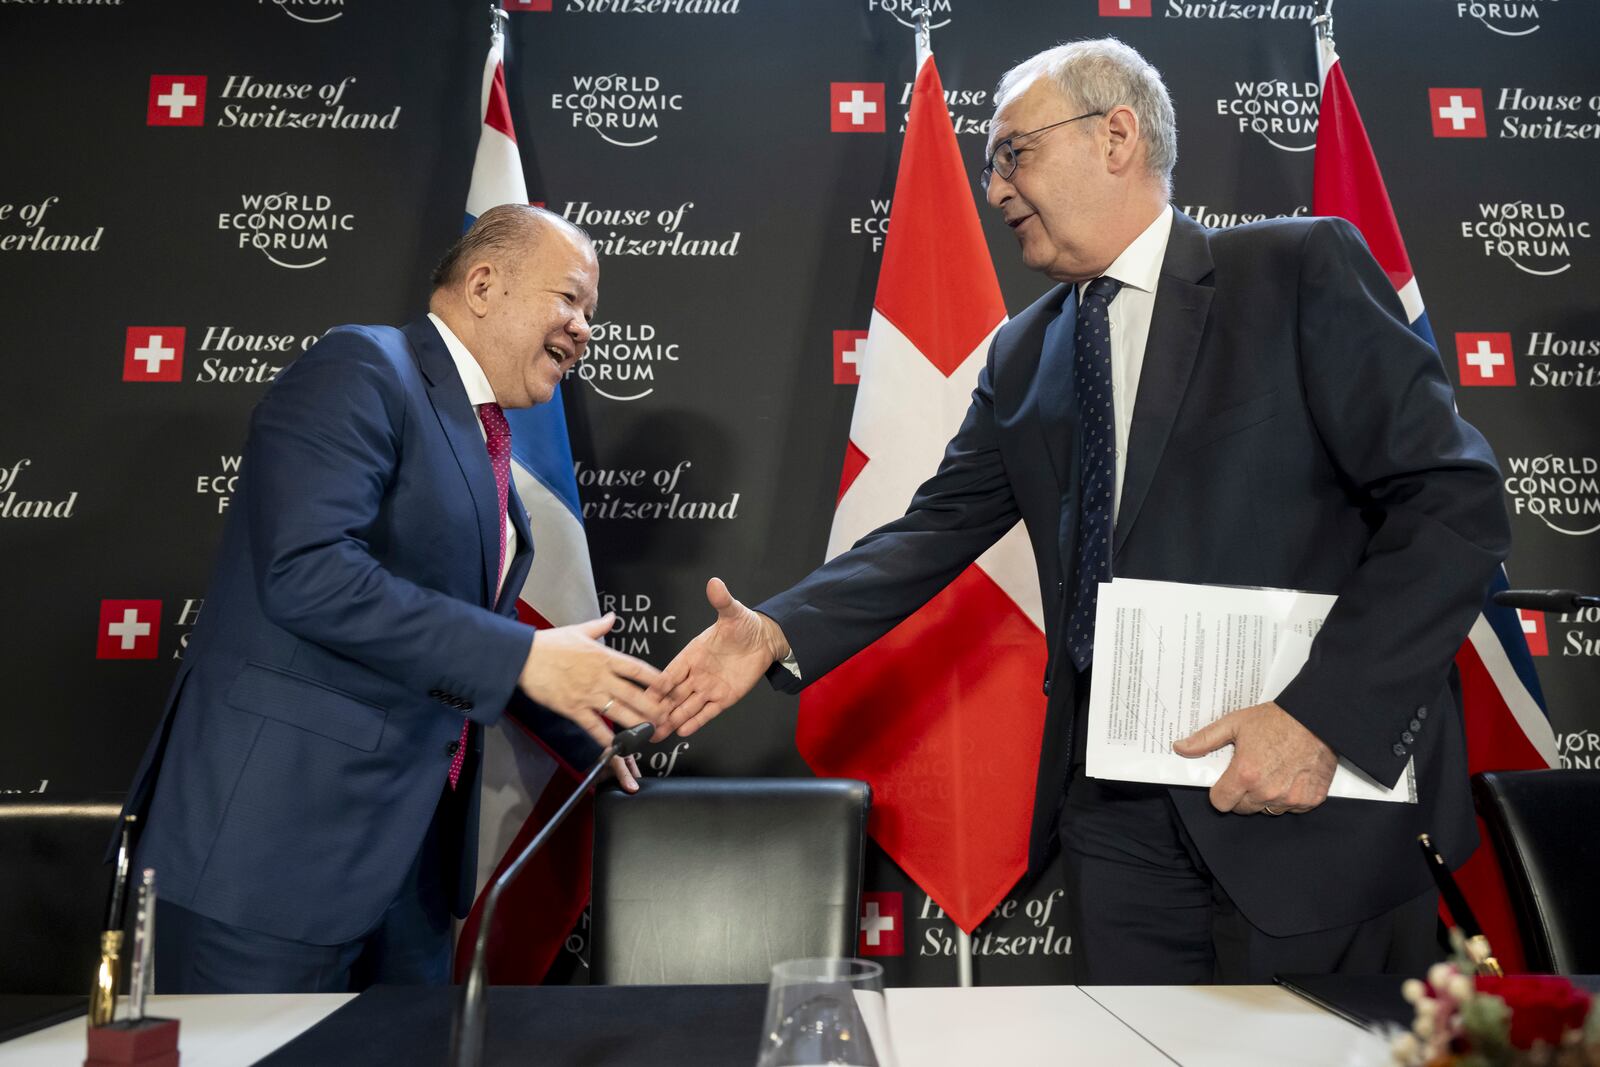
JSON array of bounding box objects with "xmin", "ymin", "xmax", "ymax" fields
[
  {"xmin": 653, "ymin": 40, "xmax": 1509, "ymax": 982},
  {"xmin": 122, "ymin": 205, "xmax": 667, "ymax": 993}
]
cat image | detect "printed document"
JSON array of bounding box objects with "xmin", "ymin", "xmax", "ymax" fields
[{"xmin": 1085, "ymin": 578, "xmax": 1416, "ymax": 803}]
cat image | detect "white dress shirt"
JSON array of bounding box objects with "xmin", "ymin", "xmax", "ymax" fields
[
  {"xmin": 427, "ymin": 312, "xmax": 516, "ymax": 598},
  {"xmin": 1076, "ymin": 204, "xmax": 1174, "ymax": 521}
]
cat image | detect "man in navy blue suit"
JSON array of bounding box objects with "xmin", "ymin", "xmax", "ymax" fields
[
  {"xmin": 122, "ymin": 205, "xmax": 668, "ymax": 993},
  {"xmin": 652, "ymin": 40, "xmax": 1509, "ymax": 982}
]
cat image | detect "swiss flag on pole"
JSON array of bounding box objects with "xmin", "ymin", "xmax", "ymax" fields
[
  {"xmin": 797, "ymin": 52, "xmax": 1047, "ymax": 935},
  {"xmin": 1315, "ymin": 35, "xmax": 1555, "ymax": 972}
]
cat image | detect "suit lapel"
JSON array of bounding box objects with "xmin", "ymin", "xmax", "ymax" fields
[
  {"xmin": 1003, "ymin": 283, "xmax": 1076, "ymax": 499},
  {"xmin": 499, "ymin": 478, "xmax": 533, "ymax": 613},
  {"xmin": 403, "ymin": 318, "xmax": 502, "ymax": 608},
  {"xmin": 1113, "ymin": 212, "xmax": 1214, "ymax": 557}
]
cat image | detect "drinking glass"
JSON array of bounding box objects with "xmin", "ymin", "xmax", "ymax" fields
[{"xmin": 754, "ymin": 957, "xmax": 897, "ymax": 1067}]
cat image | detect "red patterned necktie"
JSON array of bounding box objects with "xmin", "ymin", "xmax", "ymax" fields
[{"xmin": 449, "ymin": 401, "xmax": 513, "ymax": 790}]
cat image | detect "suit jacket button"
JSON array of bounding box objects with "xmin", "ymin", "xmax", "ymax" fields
[
  {"xmin": 1409, "ymin": 718, "xmax": 1422, "ymax": 733},
  {"xmin": 1415, "ymin": 706, "xmax": 1429, "ymax": 720},
  {"xmin": 1392, "ymin": 742, "xmax": 1407, "ymax": 757},
  {"xmin": 1401, "ymin": 731, "xmax": 1415, "ymax": 745},
  {"xmin": 1043, "ymin": 678, "xmax": 1052, "ymax": 696},
  {"xmin": 446, "ymin": 740, "xmax": 461, "ymax": 756}
]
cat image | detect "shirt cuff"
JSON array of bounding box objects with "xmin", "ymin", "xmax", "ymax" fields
[{"xmin": 778, "ymin": 650, "xmax": 801, "ymax": 680}]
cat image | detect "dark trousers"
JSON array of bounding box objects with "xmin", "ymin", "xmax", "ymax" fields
[
  {"xmin": 1058, "ymin": 771, "xmax": 1440, "ymax": 984},
  {"xmin": 153, "ymin": 796, "xmax": 454, "ymax": 994}
]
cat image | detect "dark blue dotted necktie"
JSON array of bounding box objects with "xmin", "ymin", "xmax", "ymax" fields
[{"xmin": 1067, "ymin": 276, "xmax": 1122, "ymax": 671}]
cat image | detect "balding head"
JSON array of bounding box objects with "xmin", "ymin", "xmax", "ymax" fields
[{"xmin": 430, "ymin": 204, "xmax": 592, "ymax": 292}]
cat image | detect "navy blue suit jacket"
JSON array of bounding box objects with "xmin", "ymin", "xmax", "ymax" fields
[
  {"xmin": 760, "ymin": 213, "xmax": 1510, "ymax": 936},
  {"xmin": 122, "ymin": 319, "xmax": 595, "ymax": 945}
]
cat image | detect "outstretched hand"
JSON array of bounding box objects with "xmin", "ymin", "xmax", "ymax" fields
[
  {"xmin": 517, "ymin": 614, "xmax": 669, "ymax": 749},
  {"xmin": 650, "ymin": 578, "xmax": 789, "ymax": 739}
]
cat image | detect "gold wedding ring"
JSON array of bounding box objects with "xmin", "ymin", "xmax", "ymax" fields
[{"xmin": 1263, "ymin": 806, "xmax": 1284, "ymax": 816}]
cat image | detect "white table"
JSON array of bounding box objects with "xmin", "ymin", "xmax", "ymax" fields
[{"xmin": 0, "ymin": 985, "xmax": 1391, "ymax": 1066}]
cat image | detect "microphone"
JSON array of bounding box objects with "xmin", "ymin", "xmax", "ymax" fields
[
  {"xmin": 448, "ymin": 721, "xmax": 654, "ymax": 1067},
  {"xmin": 1491, "ymin": 588, "xmax": 1600, "ymax": 613}
]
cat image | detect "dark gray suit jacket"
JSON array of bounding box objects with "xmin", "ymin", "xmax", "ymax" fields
[{"xmin": 760, "ymin": 211, "xmax": 1509, "ymax": 936}]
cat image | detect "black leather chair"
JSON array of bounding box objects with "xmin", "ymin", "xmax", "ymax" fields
[
  {"xmin": 1472, "ymin": 769, "xmax": 1600, "ymax": 973},
  {"xmin": 0, "ymin": 795, "xmax": 124, "ymax": 993},
  {"xmin": 590, "ymin": 777, "xmax": 870, "ymax": 985}
]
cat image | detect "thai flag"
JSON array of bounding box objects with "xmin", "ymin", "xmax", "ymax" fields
[
  {"xmin": 452, "ymin": 24, "xmax": 600, "ymax": 985},
  {"xmin": 1314, "ymin": 33, "xmax": 1558, "ymax": 969}
]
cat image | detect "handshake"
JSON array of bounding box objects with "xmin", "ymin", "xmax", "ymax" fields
[{"xmin": 516, "ymin": 578, "xmax": 780, "ymax": 789}]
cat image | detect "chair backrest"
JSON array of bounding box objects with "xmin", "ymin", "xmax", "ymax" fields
[
  {"xmin": 0, "ymin": 795, "xmax": 124, "ymax": 994},
  {"xmin": 1472, "ymin": 769, "xmax": 1600, "ymax": 974},
  {"xmin": 590, "ymin": 777, "xmax": 870, "ymax": 985}
]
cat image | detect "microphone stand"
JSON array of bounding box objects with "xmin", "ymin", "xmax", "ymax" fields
[{"xmin": 447, "ymin": 722, "xmax": 653, "ymax": 1067}]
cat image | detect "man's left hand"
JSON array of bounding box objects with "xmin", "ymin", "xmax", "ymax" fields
[{"xmin": 1172, "ymin": 701, "xmax": 1337, "ymax": 815}]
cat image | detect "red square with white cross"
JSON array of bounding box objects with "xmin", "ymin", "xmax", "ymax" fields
[
  {"xmin": 147, "ymin": 75, "xmax": 207, "ymax": 127},
  {"xmin": 859, "ymin": 892, "xmax": 903, "ymax": 956},
  {"xmin": 834, "ymin": 330, "xmax": 869, "ymax": 385},
  {"xmin": 832, "ymin": 83, "xmax": 885, "ymax": 134},
  {"xmin": 124, "ymin": 327, "xmax": 186, "ymax": 383},
  {"xmin": 1429, "ymin": 88, "xmax": 1486, "ymax": 138},
  {"xmin": 98, "ymin": 600, "xmax": 162, "ymax": 660},
  {"xmin": 1455, "ymin": 332, "xmax": 1514, "ymax": 387}
]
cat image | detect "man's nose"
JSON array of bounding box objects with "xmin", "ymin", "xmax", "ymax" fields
[
  {"xmin": 984, "ymin": 173, "xmax": 1013, "ymax": 209},
  {"xmin": 569, "ymin": 315, "xmax": 592, "ymax": 346}
]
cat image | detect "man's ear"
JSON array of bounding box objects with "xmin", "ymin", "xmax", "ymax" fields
[
  {"xmin": 1103, "ymin": 105, "xmax": 1142, "ymax": 175},
  {"xmin": 463, "ymin": 261, "xmax": 496, "ymax": 317}
]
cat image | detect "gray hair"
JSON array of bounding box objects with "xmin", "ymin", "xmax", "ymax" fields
[
  {"xmin": 994, "ymin": 38, "xmax": 1177, "ymax": 192},
  {"xmin": 430, "ymin": 204, "xmax": 591, "ymax": 290}
]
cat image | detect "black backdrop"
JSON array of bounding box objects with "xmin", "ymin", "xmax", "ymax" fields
[{"xmin": 2, "ymin": 0, "xmax": 1596, "ymax": 986}]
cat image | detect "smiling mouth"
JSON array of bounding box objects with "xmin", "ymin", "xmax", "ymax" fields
[{"xmin": 545, "ymin": 345, "xmax": 572, "ymax": 367}]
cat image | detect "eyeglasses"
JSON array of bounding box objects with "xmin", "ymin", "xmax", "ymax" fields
[{"xmin": 980, "ymin": 111, "xmax": 1105, "ymax": 189}]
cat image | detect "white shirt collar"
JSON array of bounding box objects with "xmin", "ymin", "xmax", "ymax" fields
[
  {"xmin": 1079, "ymin": 203, "xmax": 1174, "ymax": 299},
  {"xmin": 427, "ymin": 312, "xmax": 498, "ymax": 408}
]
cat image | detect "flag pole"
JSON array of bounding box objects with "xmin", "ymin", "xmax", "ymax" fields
[
  {"xmin": 1312, "ymin": 0, "xmax": 1334, "ymax": 41},
  {"xmin": 910, "ymin": 0, "xmax": 973, "ymax": 988},
  {"xmin": 490, "ymin": 3, "xmax": 507, "ymax": 48},
  {"xmin": 1313, "ymin": 0, "xmax": 1336, "ymax": 87}
]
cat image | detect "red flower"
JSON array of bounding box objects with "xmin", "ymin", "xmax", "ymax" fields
[{"xmin": 1475, "ymin": 975, "xmax": 1593, "ymax": 1050}]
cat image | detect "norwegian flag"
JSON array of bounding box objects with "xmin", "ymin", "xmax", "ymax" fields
[
  {"xmin": 797, "ymin": 47, "xmax": 1048, "ymax": 935},
  {"xmin": 450, "ymin": 23, "xmax": 601, "ymax": 986},
  {"xmin": 1314, "ymin": 34, "xmax": 1558, "ymax": 970}
]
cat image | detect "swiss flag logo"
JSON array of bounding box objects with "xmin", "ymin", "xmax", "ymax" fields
[
  {"xmin": 147, "ymin": 75, "xmax": 207, "ymax": 127},
  {"xmin": 124, "ymin": 327, "xmax": 186, "ymax": 383},
  {"xmin": 858, "ymin": 892, "xmax": 904, "ymax": 956},
  {"xmin": 831, "ymin": 82, "xmax": 885, "ymax": 134},
  {"xmin": 503, "ymin": 0, "xmax": 553, "ymax": 9},
  {"xmin": 1518, "ymin": 609, "xmax": 1548, "ymax": 657},
  {"xmin": 1455, "ymin": 332, "xmax": 1515, "ymax": 387},
  {"xmin": 98, "ymin": 600, "xmax": 162, "ymax": 660},
  {"xmin": 1429, "ymin": 88, "xmax": 1486, "ymax": 138},
  {"xmin": 833, "ymin": 330, "xmax": 869, "ymax": 386},
  {"xmin": 1100, "ymin": 0, "xmax": 1153, "ymax": 15}
]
